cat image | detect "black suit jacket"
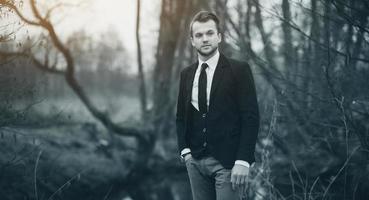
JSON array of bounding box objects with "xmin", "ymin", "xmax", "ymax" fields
[{"xmin": 176, "ymin": 53, "xmax": 260, "ymax": 168}]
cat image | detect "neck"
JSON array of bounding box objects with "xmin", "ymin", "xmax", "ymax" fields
[{"xmin": 198, "ymin": 49, "xmax": 218, "ymax": 62}]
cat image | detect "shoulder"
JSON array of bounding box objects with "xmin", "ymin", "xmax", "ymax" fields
[
  {"xmin": 181, "ymin": 65, "xmax": 193, "ymax": 73},
  {"xmin": 225, "ymin": 57, "xmax": 251, "ymax": 73},
  {"xmin": 227, "ymin": 57, "xmax": 249, "ymax": 67},
  {"xmin": 180, "ymin": 63, "xmax": 196, "ymax": 76},
  {"xmin": 219, "ymin": 53, "xmax": 250, "ymax": 68}
]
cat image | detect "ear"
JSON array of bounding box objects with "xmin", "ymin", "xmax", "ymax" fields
[
  {"xmin": 217, "ymin": 33, "xmax": 222, "ymax": 43},
  {"xmin": 190, "ymin": 36, "xmax": 195, "ymax": 47}
]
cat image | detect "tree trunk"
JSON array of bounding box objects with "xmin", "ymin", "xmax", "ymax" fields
[
  {"xmin": 136, "ymin": 0, "xmax": 148, "ymax": 121},
  {"xmin": 281, "ymin": 0, "xmax": 294, "ymax": 80},
  {"xmin": 152, "ymin": 0, "xmax": 200, "ymax": 137}
]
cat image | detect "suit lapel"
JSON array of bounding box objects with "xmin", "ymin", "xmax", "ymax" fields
[
  {"xmin": 209, "ymin": 54, "xmax": 228, "ymax": 104},
  {"xmin": 186, "ymin": 63, "xmax": 197, "ymax": 103},
  {"xmin": 184, "ymin": 54, "xmax": 228, "ymax": 112}
]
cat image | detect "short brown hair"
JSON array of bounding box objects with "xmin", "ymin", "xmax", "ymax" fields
[{"xmin": 189, "ymin": 11, "xmax": 221, "ymax": 37}]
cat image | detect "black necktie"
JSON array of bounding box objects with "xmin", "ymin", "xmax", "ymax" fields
[{"xmin": 198, "ymin": 63, "xmax": 208, "ymax": 113}]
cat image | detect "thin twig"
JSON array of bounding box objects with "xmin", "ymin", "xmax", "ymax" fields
[
  {"xmin": 103, "ymin": 185, "xmax": 113, "ymax": 200},
  {"xmin": 34, "ymin": 150, "xmax": 43, "ymax": 200},
  {"xmin": 322, "ymin": 146, "xmax": 360, "ymax": 198},
  {"xmin": 47, "ymin": 169, "xmax": 86, "ymax": 200}
]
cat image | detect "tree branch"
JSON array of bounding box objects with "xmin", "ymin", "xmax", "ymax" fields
[
  {"xmin": 0, "ymin": 50, "xmax": 65, "ymax": 75},
  {"xmin": 254, "ymin": 1, "xmax": 369, "ymax": 64},
  {"xmin": 30, "ymin": 0, "xmax": 44, "ymax": 22},
  {"xmin": 0, "ymin": 0, "xmax": 40, "ymax": 26},
  {"xmin": 1, "ymin": 0, "xmax": 152, "ymax": 142}
]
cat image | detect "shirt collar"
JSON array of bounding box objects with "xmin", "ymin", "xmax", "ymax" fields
[{"xmin": 198, "ymin": 50, "xmax": 220, "ymax": 71}]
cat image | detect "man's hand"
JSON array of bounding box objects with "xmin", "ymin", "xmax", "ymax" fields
[
  {"xmin": 184, "ymin": 153, "xmax": 192, "ymax": 162},
  {"xmin": 231, "ymin": 164, "xmax": 249, "ymax": 190}
]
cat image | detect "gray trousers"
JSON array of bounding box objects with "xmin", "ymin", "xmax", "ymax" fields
[{"xmin": 185, "ymin": 156, "xmax": 245, "ymax": 200}]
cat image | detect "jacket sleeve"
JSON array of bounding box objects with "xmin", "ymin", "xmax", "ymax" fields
[
  {"xmin": 176, "ymin": 70, "xmax": 187, "ymax": 154},
  {"xmin": 235, "ymin": 62, "xmax": 260, "ymax": 164}
]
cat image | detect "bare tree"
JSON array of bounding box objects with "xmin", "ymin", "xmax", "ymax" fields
[
  {"xmin": 0, "ymin": 0, "xmax": 210, "ymax": 198},
  {"xmin": 221, "ymin": 0, "xmax": 369, "ymax": 199}
]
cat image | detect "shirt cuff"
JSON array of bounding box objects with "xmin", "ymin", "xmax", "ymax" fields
[
  {"xmin": 235, "ymin": 160, "xmax": 250, "ymax": 168},
  {"xmin": 181, "ymin": 148, "xmax": 191, "ymax": 156}
]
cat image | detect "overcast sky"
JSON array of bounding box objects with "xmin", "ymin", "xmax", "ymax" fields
[
  {"xmin": 56, "ymin": 0, "xmax": 161, "ymax": 71},
  {"xmin": 1, "ymin": 0, "xmax": 289, "ymax": 73},
  {"xmin": 1, "ymin": 0, "xmax": 161, "ymax": 73}
]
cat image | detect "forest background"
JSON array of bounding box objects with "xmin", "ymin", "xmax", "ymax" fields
[{"xmin": 1, "ymin": 0, "xmax": 369, "ymax": 199}]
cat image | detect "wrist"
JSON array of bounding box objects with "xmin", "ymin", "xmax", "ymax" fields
[
  {"xmin": 181, "ymin": 152, "xmax": 191, "ymax": 159},
  {"xmin": 180, "ymin": 152, "xmax": 191, "ymax": 162},
  {"xmin": 235, "ymin": 160, "xmax": 250, "ymax": 168},
  {"xmin": 181, "ymin": 148, "xmax": 191, "ymax": 156}
]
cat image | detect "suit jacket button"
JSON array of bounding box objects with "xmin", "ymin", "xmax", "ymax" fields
[
  {"xmin": 202, "ymin": 114, "xmax": 206, "ymax": 118},
  {"xmin": 202, "ymin": 128, "xmax": 206, "ymax": 133},
  {"xmin": 203, "ymin": 142, "xmax": 207, "ymax": 147}
]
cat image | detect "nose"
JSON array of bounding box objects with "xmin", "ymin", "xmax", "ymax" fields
[{"xmin": 202, "ymin": 35, "xmax": 209, "ymax": 43}]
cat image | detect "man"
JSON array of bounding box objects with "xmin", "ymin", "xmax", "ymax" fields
[{"xmin": 176, "ymin": 11, "xmax": 260, "ymax": 200}]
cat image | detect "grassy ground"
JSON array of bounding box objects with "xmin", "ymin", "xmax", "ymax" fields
[{"xmin": 0, "ymin": 122, "xmax": 191, "ymax": 200}]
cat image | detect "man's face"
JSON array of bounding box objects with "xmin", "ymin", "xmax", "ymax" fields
[{"xmin": 191, "ymin": 20, "xmax": 221, "ymax": 59}]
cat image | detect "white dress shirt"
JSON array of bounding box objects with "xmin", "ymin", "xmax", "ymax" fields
[
  {"xmin": 181, "ymin": 50, "xmax": 250, "ymax": 168},
  {"xmin": 191, "ymin": 50, "xmax": 219, "ymax": 111}
]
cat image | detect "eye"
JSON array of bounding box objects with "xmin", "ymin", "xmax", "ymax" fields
[
  {"xmin": 195, "ymin": 33, "xmax": 203, "ymax": 38},
  {"xmin": 206, "ymin": 31, "xmax": 214, "ymax": 36}
]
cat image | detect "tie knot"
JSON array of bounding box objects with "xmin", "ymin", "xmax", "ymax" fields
[{"xmin": 201, "ymin": 63, "xmax": 208, "ymax": 71}]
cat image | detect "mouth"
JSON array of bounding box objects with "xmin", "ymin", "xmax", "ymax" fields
[{"xmin": 201, "ymin": 45, "xmax": 211, "ymax": 48}]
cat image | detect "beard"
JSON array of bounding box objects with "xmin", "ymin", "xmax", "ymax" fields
[{"xmin": 197, "ymin": 46, "xmax": 218, "ymax": 57}]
